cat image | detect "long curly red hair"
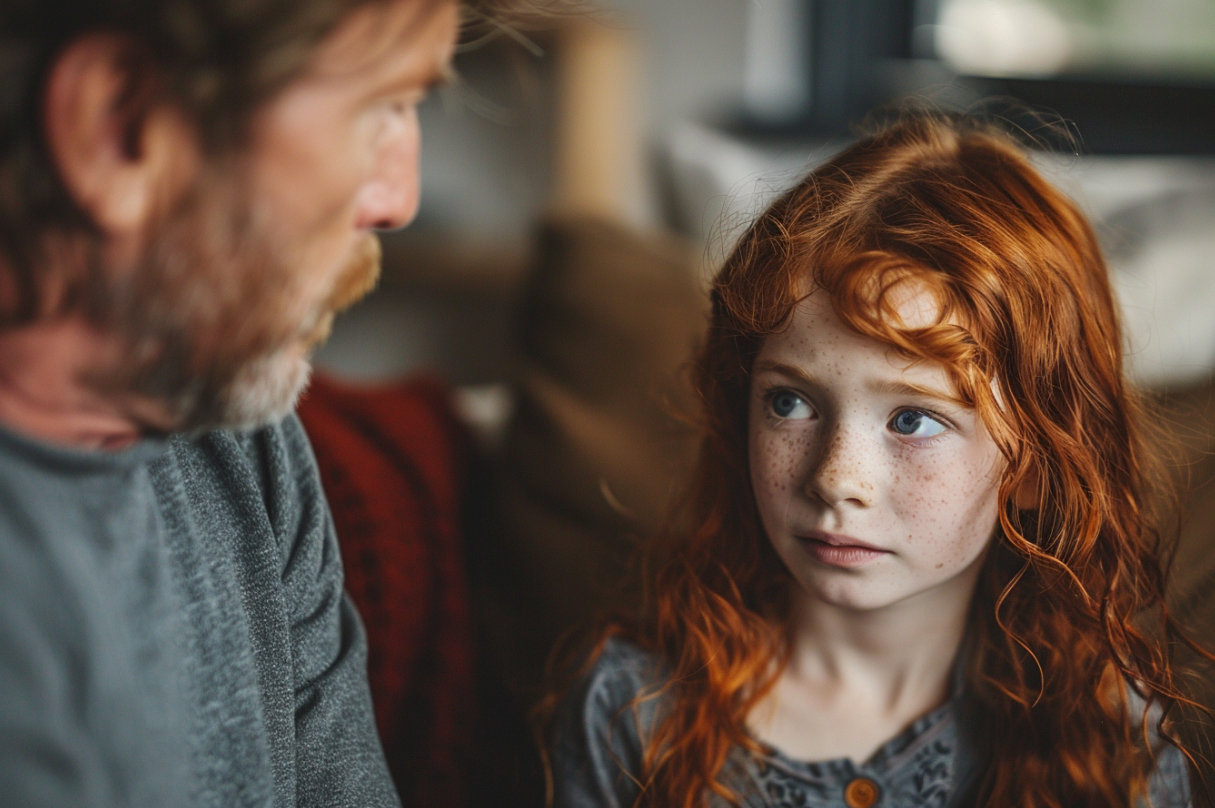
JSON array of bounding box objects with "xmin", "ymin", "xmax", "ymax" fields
[{"xmin": 552, "ymin": 112, "xmax": 1209, "ymax": 808}]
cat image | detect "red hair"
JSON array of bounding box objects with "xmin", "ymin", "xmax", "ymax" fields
[{"xmin": 551, "ymin": 113, "xmax": 1209, "ymax": 807}]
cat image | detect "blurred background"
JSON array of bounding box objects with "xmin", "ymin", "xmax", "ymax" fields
[
  {"xmin": 318, "ymin": 0, "xmax": 1215, "ymax": 393},
  {"xmin": 296, "ymin": 2, "xmax": 1215, "ymax": 805}
]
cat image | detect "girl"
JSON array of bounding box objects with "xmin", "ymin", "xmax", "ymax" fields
[{"xmin": 544, "ymin": 113, "xmax": 1205, "ymax": 808}]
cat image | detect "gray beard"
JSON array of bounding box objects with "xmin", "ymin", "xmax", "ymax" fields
[
  {"xmin": 213, "ymin": 349, "xmax": 314, "ymax": 432},
  {"xmin": 83, "ymin": 172, "xmax": 319, "ymax": 434}
]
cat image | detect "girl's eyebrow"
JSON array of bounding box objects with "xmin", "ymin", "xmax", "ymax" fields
[
  {"xmin": 873, "ymin": 379, "xmax": 949, "ymax": 399},
  {"xmin": 873, "ymin": 379, "xmax": 967, "ymax": 408},
  {"xmin": 754, "ymin": 360, "xmax": 963, "ymax": 406},
  {"xmin": 752, "ymin": 360, "xmax": 817, "ymax": 386}
]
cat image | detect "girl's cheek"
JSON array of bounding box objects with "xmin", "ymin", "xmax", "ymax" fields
[
  {"xmin": 889, "ymin": 448, "xmax": 965, "ymax": 517},
  {"xmin": 752, "ymin": 427, "xmax": 810, "ymax": 496},
  {"xmin": 892, "ymin": 449, "xmax": 1001, "ymax": 544}
]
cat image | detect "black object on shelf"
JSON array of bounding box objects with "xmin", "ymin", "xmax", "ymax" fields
[
  {"xmin": 959, "ymin": 74, "xmax": 1215, "ymax": 155},
  {"xmin": 807, "ymin": 0, "xmax": 917, "ymax": 133},
  {"xmin": 728, "ymin": 0, "xmax": 1215, "ymax": 155}
]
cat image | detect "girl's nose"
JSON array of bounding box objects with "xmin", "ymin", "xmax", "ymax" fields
[{"xmin": 803, "ymin": 423, "xmax": 873, "ymax": 509}]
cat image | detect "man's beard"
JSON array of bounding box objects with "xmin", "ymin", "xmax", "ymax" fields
[{"xmin": 85, "ymin": 170, "xmax": 381, "ymax": 434}]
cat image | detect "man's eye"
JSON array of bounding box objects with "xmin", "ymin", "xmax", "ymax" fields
[
  {"xmin": 386, "ymin": 92, "xmax": 425, "ymax": 116},
  {"xmin": 769, "ymin": 391, "xmax": 812, "ymax": 420},
  {"xmin": 889, "ymin": 409, "xmax": 946, "ymax": 438}
]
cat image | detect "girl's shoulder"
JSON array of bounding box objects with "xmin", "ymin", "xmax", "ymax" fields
[
  {"xmin": 558, "ymin": 635, "xmax": 670, "ymax": 739},
  {"xmin": 548, "ymin": 636, "xmax": 672, "ymax": 808},
  {"xmin": 586, "ymin": 635, "xmax": 667, "ymax": 695},
  {"xmin": 1128, "ymin": 690, "xmax": 1193, "ymax": 808},
  {"xmin": 1146, "ymin": 739, "xmax": 1192, "ymax": 808}
]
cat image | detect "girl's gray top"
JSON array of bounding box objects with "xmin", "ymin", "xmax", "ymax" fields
[{"xmin": 550, "ymin": 637, "xmax": 1192, "ymax": 808}]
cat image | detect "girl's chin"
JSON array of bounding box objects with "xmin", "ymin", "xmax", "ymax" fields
[
  {"xmin": 790, "ymin": 579, "xmax": 891, "ymax": 612},
  {"xmin": 789, "ymin": 573, "xmax": 931, "ymax": 614}
]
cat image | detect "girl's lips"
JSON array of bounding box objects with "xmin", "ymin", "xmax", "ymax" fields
[{"xmin": 800, "ymin": 531, "xmax": 891, "ymax": 568}]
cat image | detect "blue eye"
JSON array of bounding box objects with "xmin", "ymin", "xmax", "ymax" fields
[
  {"xmin": 769, "ymin": 390, "xmax": 812, "ymax": 420},
  {"xmin": 890, "ymin": 409, "xmax": 946, "ymax": 438}
]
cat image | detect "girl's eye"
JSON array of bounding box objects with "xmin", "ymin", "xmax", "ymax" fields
[
  {"xmin": 889, "ymin": 409, "xmax": 946, "ymax": 438},
  {"xmin": 769, "ymin": 390, "xmax": 813, "ymax": 420}
]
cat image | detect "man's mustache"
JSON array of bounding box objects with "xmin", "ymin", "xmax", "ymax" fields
[
  {"xmin": 328, "ymin": 233, "xmax": 383, "ymax": 314},
  {"xmin": 302, "ymin": 233, "xmax": 383, "ymax": 350}
]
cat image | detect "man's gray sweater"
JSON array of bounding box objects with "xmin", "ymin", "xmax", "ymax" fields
[{"xmin": 0, "ymin": 414, "xmax": 400, "ymax": 807}]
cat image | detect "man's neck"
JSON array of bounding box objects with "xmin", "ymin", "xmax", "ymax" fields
[{"xmin": 0, "ymin": 317, "xmax": 170, "ymax": 450}]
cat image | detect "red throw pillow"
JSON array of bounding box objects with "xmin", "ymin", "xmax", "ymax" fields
[{"xmin": 297, "ymin": 372, "xmax": 474, "ymax": 808}]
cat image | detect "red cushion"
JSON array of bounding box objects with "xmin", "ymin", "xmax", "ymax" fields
[{"xmin": 297, "ymin": 372, "xmax": 474, "ymax": 808}]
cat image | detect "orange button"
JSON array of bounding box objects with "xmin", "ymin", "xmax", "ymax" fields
[{"xmin": 844, "ymin": 776, "xmax": 881, "ymax": 808}]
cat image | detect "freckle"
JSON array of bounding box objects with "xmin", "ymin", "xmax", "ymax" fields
[{"xmin": 935, "ymin": 562, "xmax": 944, "ymax": 568}]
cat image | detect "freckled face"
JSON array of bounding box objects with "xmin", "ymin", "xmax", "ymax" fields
[{"xmin": 748, "ymin": 289, "xmax": 1005, "ymax": 612}]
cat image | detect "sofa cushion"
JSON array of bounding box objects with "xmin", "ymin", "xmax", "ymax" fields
[
  {"xmin": 475, "ymin": 216, "xmax": 707, "ymax": 707},
  {"xmin": 297, "ymin": 372, "xmax": 475, "ymax": 808}
]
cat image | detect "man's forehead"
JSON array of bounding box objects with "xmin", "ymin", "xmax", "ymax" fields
[{"xmin": 305, "ymin": 0, "xmax": 459, "ymax": 86}]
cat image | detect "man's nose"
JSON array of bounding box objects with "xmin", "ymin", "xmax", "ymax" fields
[
  {"xmin": 354, "ymin": 108, "xmax": 422, "ymax": 231},
  {"xmin": 804, "ymin": 421, "xmax": 874, "ymax": 508}
]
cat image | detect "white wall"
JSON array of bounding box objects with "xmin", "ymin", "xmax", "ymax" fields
[
  {"xmin": 410, "ymin": 0, "xmax": 750, "ymax": 240},
  {"xmin": 599, "ymin": 0, "xmax": 749, "ymax": 133}
]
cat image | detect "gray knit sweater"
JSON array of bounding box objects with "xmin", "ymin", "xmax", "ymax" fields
[{"xmin": 0, "ymin": 415, "xmax": 400, "ymax": 807}]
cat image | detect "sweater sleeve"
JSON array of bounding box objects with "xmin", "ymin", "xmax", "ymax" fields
[{"xmin": 259, "ymin": 415, "xmax": 401, "ymax": 808}]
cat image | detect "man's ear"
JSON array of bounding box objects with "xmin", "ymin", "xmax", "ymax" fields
[{"xmin": 42, "ymin": 34, "xmax": 199, "ymax": 239}]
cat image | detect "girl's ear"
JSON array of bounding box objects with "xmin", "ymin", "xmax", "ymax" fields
[{"xmin": 1013, "ymin": 464, "xmax": 1041, "ymax": 510}]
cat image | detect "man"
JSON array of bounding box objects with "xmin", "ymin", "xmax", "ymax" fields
[{"xmin": 0, "ymin": 0, "xmax": 506, "ymax": 804}]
